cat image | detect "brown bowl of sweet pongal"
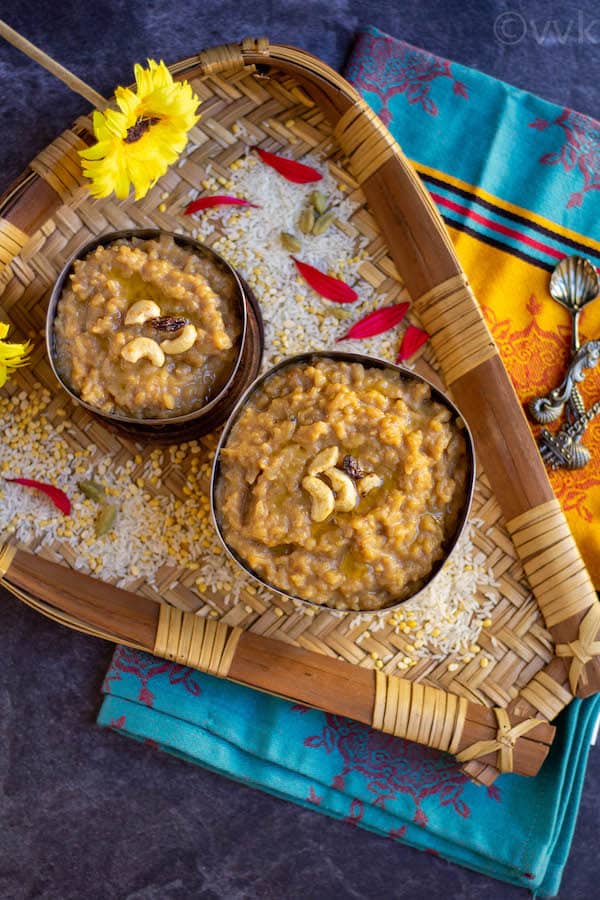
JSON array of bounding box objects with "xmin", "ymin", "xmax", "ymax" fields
[
  {"xmin": 46, "ymin": 229, "xmax": 263, "ymax": 439},
  {"xmin": 211, "ymin": 352, "xmax": 476, "ymax": 613}
]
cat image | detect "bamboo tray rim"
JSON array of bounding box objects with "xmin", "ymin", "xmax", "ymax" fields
[{"xmin": 1, "ymin": 37, "xmax": 599, "ymax": 786}]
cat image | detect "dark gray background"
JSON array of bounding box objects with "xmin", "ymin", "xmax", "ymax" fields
[{"xmin": 0, "ymin": 1, "xmax": 598, "ymax": 898}]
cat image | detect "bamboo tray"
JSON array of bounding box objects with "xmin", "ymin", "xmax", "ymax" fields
[{"xmin": 1, "ymin": 38, "xmax": 599, "ymax": 785}]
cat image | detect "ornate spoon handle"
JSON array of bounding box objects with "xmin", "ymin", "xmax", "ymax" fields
[
  {"xmin": 539, "ymin": 399, "xmax": 600, "ymax": 469},
  {"xmin": 529, "ymin": 340, "xmax": 600, "ymax": 424}
]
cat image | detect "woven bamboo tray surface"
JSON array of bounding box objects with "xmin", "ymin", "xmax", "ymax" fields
[{"xmin": 0, "ymin": 63, "xmax": 555, "ymax": 713}]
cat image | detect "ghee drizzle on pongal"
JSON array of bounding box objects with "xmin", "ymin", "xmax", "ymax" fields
[
  {"xmin": 217, "ymin": 358, "xmax": 468, "ymax": 611},
  {"xmin": 53, "ymin": 235, "xmax": 240, "ymax": 418}
]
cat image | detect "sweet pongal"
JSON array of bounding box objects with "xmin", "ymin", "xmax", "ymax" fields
[
  {"xmin": 53, "ymin": 235, "xmax": 241, "ymax": 418},
  {"xmin": 215, "ymin": 358, "xmax": 469, "ymax": 610}
]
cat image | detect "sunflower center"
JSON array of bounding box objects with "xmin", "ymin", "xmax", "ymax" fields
[{"xmin": 124, "ymin": 116, "xmax": 160, "ymax": 143}]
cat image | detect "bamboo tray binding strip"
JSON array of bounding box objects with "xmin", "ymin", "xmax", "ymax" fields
[
  {"xmin": 0, "ymin": 544, "xmax": 554, "ymax": 779},
  {"xmin": 0, "ymin": 38, "xmax": 598, "ymax": 782}
]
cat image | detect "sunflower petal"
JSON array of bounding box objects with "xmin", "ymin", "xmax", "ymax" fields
[
  {"xmin": 115, "ymin": 86, "xmax": 140, "ymax": 121},
  {"xmin": 79, "ymin": 140, "xmax": 114, "ymax": 161},
  {"xmin": 0, "ymin": 323, "xmax": 31, "ymax": 387},
  {"xmin": 102, "ymin": 108, "xmax": 128, "ymax": 138}
]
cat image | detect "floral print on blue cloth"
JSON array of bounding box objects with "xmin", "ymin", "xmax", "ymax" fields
[{"xmin": 99, "ymin": 645, "xmax": 600, "ymax": 897}]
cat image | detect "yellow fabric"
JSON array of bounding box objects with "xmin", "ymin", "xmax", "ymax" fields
[{"xmin": 446, "ymin": 225, "xmax": 600, "ymax": 587}]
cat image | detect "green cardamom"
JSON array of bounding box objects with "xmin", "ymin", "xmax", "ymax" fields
[
  {"xmin": 312, "ymin": 210, "xmax": 336, "ymax": 236},
  {"xmin": 280, "ymin": 232, "xmax": 302, "ymax": 253},
  {"xmin": 95, "ymin": 503, "xmax": 117, "ymax": 537},
  {"xmin": 310, "ymin": 191, "xmax": 327, "ymax": 214},
  {"xmin": 298, "ymin": 207, "xmax": 315, "ymax": 234},
  {"xmin": 78, "ymin": 479, "xmax": 106, "ymax": 503},
  {"xmin": 328, "ymin": 306, "xmax": 353, "ymax": 320}
]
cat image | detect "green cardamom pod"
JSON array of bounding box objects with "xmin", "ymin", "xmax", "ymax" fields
[
  {"xmin": 78, "ymin": 479, "xmax": 106, "ymax": 503},
  {"xmin": 298, "ymin": 207, "xmax": 315, "ymax": 234},
  {"xmin": 328, "ymin": 306, "xmax": 353, "ymax": 320},
  {"xmin": 95, "ymin": 503, "xmax": 117, "ymax": 537},
  {"xmin": 280, "ymin": 232, "xmax": 302, "ymax": 253},
  {"xmin": 312, "ymin": 210, "xmax": 336, "ymax": 236},
  {"xmin": 310, "ymin": 191, "xmax": 327, "ymax": 214}
]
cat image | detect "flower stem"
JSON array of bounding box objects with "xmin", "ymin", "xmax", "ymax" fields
[{"xmin": 0, "ymin": 18, "xmax": 107, "ymax": 109}]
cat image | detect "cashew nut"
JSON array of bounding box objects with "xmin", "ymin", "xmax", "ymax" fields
[
  {"xmin": 161, "ymin": 324, "xmax": 198, "ymax": 355},
  {"xmin": 124, "ymin": 300, "xmax": 162, "ymax": 326},
  {"xmin": 324, "ymin": 467, "xmax": 358, "ymax": 512},
  {"xmin": 358, "ymin": 473, "xmax": 383, "ymax": 496},
  {"xmin": 120, "ymin": 337, "xmax": 165, "ymax": 367},
  {"xmin": 307, "ymin": 446, "xmax": 339, "ymax": 475},
  {"xmin": 302, "ymin": 475, "xmax": 335, "ymax": 522}
]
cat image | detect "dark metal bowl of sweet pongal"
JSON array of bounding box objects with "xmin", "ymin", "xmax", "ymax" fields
[
  {"xmin": 46, "ymin": 229, "xmax": 264, "ymax": 440},
  {"xmin": 211, "ymin": 351, "xmax": 476, "ymax": 613}
]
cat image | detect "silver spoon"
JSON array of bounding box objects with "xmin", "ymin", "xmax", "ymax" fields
[
  {"xmin": 529, "ymin": 256, "xmax": 600, "ymax": 424},
  {"xmin": 551, "ymin": 256, "xmax": 600, "ymax": 355},
  {"xmin": 537, "ymin": 342, "xmax": 600, "ymax": 468}
]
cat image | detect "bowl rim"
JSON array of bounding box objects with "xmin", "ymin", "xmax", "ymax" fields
[
  {"xmin": 46, "ymin": 228, "xmax": 248, "ymax": 425},
  {"xmin": 210, "ymin": 350, "xmax": 477, "ymax": 615}
]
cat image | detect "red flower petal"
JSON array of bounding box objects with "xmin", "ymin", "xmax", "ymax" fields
[
  {"xmin": 185, "ymin": 195, "xmax": 260, "ymax": 215},
  {"xmin": 396, "ymin": 325, "xmax": 429, "ymax": 363},
  {"xmin": 5, "ymin": 477, "xmax": 71, "ymax": 515},
  {"xmin": 337, "ymin": 303, "xmax": 410, "ymax": 341},
  {"xmin": 253, "ymin": 147, "xmax": 323, "ymax": 184},
  {"xmin": 291, "ymin": 257, "xmax": 358, "ymax": 303}
]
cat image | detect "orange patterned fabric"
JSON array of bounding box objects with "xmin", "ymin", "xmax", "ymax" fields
[{"xmin": 448, "ymin": 226, "xmax": 600, "ymax": 586}]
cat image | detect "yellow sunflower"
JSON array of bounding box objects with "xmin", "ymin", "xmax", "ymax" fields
[
  {"xmin": 79, "ymin": 59, "xmax": 200, "ymax": 201},
  {"xmin": 0, "ymin": 322, "xmax": 31, "ymax": 388}
]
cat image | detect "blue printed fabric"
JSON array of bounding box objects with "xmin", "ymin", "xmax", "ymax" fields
[
  {"xmin": 99, "ymin": 647, "xmax": 600, "ymax": 896},
  {"xmin": 345, "ymin": 26, "xmax": 599, "ymax": 262}
]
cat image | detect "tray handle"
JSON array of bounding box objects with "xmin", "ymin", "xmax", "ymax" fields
[{"xmin": 195, "ymin": 37, "xmax": 270, "ymax": 77}]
